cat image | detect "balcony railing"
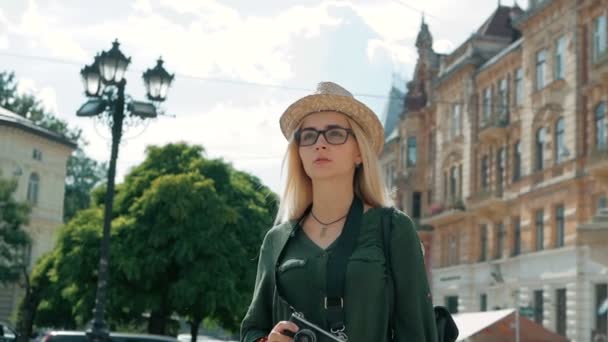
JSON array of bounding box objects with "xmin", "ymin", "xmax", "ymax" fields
[
  {"xmin": 589, "ymin": 145, "xmax": 608, "ymax": 163},
  {"xmin": 424, "ymin": 197, "xmax": 465, "ymax": 218},
  {"xmin": 480, "ymin": 111, "xmax": 509, "ymax": 131}
]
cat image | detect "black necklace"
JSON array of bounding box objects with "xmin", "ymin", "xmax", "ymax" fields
[{"xmin": 310, "ymin": 211, "xmax": 347, "ymax": 238}]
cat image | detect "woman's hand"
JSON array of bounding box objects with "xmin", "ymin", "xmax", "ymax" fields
[{"xmin": 267, "ymin": 321, "xmax": 299, "ymax": 341}]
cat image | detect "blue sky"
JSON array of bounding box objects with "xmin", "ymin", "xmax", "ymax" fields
[{"xmin": 0, "ymin": 0, "xmax": 528, "ymax": 194}]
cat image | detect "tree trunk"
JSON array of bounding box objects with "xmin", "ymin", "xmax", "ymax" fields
[
  {"xmin": 16, "ymin": 270, "xmax": 39, "ymax": 342},
  {"xmin": 189, "ymin": 318, "xmax": 200, "ymax": 342},
  {"xmin": 147, "ymin": 294, "xmax": 171, "ymax": 336}
]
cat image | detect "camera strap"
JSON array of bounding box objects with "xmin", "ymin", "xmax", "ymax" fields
[{"xmin": 325, "ymin": 195, "xmax": 363, "ymax": 336}]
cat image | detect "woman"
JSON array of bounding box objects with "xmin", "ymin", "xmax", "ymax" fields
[{"xmin": 240, "ymin": 82, "xmax": 437, "ymax": 342}]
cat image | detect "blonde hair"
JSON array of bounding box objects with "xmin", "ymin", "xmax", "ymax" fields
[{"xmin": 275, "ymin": 116, "xmax": 392, "ymax": 224}]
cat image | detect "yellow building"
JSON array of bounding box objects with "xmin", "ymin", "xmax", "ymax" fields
[
  {"xmin": 381, "ymin": 1, "xmax": 608, "ymax": 340},
  {"xmin": 0, "ymin": 106, "xmax": 76, "ymax": 321}
]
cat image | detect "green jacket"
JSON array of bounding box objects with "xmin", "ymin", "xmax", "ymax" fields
[{"xmin": 240, "ymin": 207, "xmax": 438, "ymax": 342}]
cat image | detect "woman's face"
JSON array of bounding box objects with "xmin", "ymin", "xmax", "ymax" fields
[{"xmin": 297, "ymin": 111, "xmax": 362, "ymax": 181}]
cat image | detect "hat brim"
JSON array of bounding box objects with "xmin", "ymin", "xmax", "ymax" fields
[{"xmin": 280, "ymin": 94, "xmax": 385, "ymax": 154}]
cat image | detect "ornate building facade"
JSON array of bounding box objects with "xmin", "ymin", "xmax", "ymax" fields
[
  {"xmin": 381, "ymin": 1, "xmax": 608, "ymax": 340},
  {"xmin": 0, "ymin": 107, "xmax": 76, "ymax": 321}
]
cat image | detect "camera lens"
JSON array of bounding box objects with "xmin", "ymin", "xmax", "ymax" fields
[{"xmin": 293, "ymin": 329, "xmax": 317, "ymax": 342}]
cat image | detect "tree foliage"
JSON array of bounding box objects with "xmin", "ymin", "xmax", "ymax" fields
[
  {"xmin": 30, "ymin": 143, "xmax": 277, "ymax": 338},
  {"xmin": 0, "ymin": 176, "xmax": 31, "ymax": 284}
]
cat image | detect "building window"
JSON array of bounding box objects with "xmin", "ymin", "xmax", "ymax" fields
[
  {"xmin": 498, "ymin": 78, "xmax": 508, "ymax": 117},
  {"xmin": 536, "ymin": 127, "xmax": 546, "ymax": 171},
  {"xmin": 594, "ymin": 15, "xmax": 607, "ymax": 61},
  {"xmin": 513, "ymin": 140, "xmax": 522, "ymax": 181},
  {"xmin": 596, "ymin": 102, "xmax": 606, "ymax": 148},
  {"xmin": 401, "ymin": 142, "xmax": 407, "ymax": 168},
  {"xmin": 598, "ymin": 196, "xmax": 607, "ymax": 212},
  {"xmin": 514, "ymin": 68, "xmax": 524, "ymax": 105},
  {"xmin": 596, "ymin": 283, "xmax": 607, "ymax": 337},
  {"xmin": 448, "ymin": 234, "xmax": 458, "ymax": 266},
  {"xmin": 497, "ymin": 147, "xmax": 505, "ymax": 189},
  {"xmin": 428, "ymin": 132, "xmax": 435, "ymax": 161},
  {"xmin": 535, "ymin": 209, "xmax": 544, "ymax": 251},
  {"xmin": 443, "ymin": 171, "xmax": 448, "ymax": 200},
  {"xmin": 555, "ymin": 36, "xmax": 566, "ymax": 80},
  {"xmin": 32, "ymin": 148, "xmax": 43, "ymax": 161},
  {"xmin": 480, "ymin": 294, "xmax": 487, "ymax": 312},
  {"xmin": 481, "ymin": 155, "xmax": 489, "ymax": 189},
  {"xmin": 451, "ymin": 104, "xmax": 461, "ymax": 137},
  {"xmin": 407, "ymin": 137, "xmax": 417, "ymax": 167},
  {"xmin": 483, "ymin": 87, "xmax": 492, "ymax": 122},
  {"xmin": 536, "ymin": 49, "xmax": 547, "ymax": 90},
  {"xmin": 450, "ymin": 166, "xmax": 457, "ymax": 200},
  {"xmin": 555, "ymin": 118, "xmax": 566, "ymax": 163},
  {"xmin": 533, "ymin": 289, "xmax": 544, "ymax": 325},
  {"xmin": 412, "ymin": 192, "xmax": 422, "ymax": 219},
  {"xmin": 556, "ymin": 288, "xmax": 567, "ymax": 336},
  {"xmin": 555, "ymin": 204, "xmax": 565, "ymax": 248},
  {"xmin": 26, "ymin": 173, "xmax": 40, "ymax": 205},
  {"xmin": 480, "ymin": 224, "xmax": 488, "ymax": 262},
  {"xmin": 445, "ymin": 296, "xmax": 459, "ymax": 314},
  {"xmin": 494, "ymin": 222, "xmax": 504, "ymax": 259},
  {"xmin": 458, "ymin": 164, "xmax": 463, "ymax": 199},
  {"xmin": 512, "ymin": 216, "xmax": 521, "ymax": 256}
]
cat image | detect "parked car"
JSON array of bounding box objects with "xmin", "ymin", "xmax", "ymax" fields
[
  {"xmin": 0, "ymin": 322, "xmax": 16, "ymax": 342},
  {"xmin": 39, "ymin": 331, "xmax": 178, "ymax": 342},
  {"xmin": 176, "ymin": 334, "xmax": 236, "ymax": 342}
]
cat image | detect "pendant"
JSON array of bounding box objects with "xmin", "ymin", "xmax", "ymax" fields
[{"xmin": 320, "ymin": 225, "xmax": 327, "ymax": 238}]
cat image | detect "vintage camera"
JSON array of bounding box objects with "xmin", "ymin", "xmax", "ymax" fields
[{"xmin": 282, "ymin": 312, "xmax": 346, "ymax": 342}]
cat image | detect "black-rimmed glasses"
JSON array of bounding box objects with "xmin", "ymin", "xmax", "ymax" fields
[{"xmin": 295, "ymin": 126, "xmax": 354, "ymax": 147}]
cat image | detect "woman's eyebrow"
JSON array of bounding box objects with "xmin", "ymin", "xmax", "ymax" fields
[{"xmin": 301, "ymin": 124, "xmax": 347, "ymax": 130}]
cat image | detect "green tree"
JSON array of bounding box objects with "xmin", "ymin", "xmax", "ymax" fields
[
  {"xmin": 0, "ymin": 176, "xmax": 31, "ymax": 284},
  {"xmin": 64, "ymin": 150, "xmax": 108, "ymax": 222},
  {"xmin": 33, "ymin": 143, "xmax": 277, "ymax": 338}
]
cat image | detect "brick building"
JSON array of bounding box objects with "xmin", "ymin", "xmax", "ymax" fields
[{"xmin": 381, "ymin": 1, "xmax": 608, "ymax": 340}]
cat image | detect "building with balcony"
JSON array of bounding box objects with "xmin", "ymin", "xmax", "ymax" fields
[{"xmin": 381, "ymin": 1, "xmax": 608, "ymax": 340}]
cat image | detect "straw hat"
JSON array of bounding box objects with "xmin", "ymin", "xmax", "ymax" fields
[{"xmin": 279, "ymin": 82, "xmax": 385, "ymax": 154}]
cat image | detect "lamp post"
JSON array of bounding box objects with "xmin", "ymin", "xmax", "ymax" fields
[{"xmin": 77, "ymin": 40, "xmax": 174, "ymax": 341}]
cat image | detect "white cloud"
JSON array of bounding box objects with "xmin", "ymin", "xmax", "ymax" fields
[
  {"xmin": 73, "ymin": 1, "xmax": 343, "ymax": 84},
  {"xmin": 367, "ymin": 38, "xmax": 416, "ymax": 66},
  {"xmin": 0, "ymin": 34, "xmax": 8, "ymax": 49},
  {"xmin": 15, "ymin": 0, "xmax": 88, "ymax": 60},
  {"xmin": 433, "ymin": 39, "xmax": 455, "ymax": 54},
  {"xmin": 79, "ymin": 97, "xmax": 290, "ymax": 191},
  {"xmin": 15, "ymin": 78, "xmax": 60, "ymax": 114}
]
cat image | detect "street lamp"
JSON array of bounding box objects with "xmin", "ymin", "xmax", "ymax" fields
[{"xmin": 76, "ymin": 39, "xmax": 174, "ymax": 341}]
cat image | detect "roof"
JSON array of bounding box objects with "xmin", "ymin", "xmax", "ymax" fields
[
  {"xmin": 381, "ymin": 86, "xmax": 405, "ymax": 138},
  {"xmin": 385, "ymin": 126, "xmax": 399, "ymax": 144},
  {"xmin": 477, "ymin": 5, "xmax": 524, "ymax": 38},
  {"xmin": 478, "ymin": 37, "xmax": 523, "ymax": 72},
  {"xmin": 0, "ymin": 106, "xmax": 77, "ymax": 149},
  {"xmin": 453, "ymin": 308, "xmax": 515, "ymax": 340},
  {"xmin": 453, "ymin": 308, "xmax": 569, "ymax": 341},
  {"xmin": 513, "ymin": 0, "xmax": 553, "ymax": 28}
]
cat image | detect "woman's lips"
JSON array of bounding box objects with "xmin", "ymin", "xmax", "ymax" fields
[{"xmin": 314, "ymin": 158, "xmax": 332, "ymax": 165}]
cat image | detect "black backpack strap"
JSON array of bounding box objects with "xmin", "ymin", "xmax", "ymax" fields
[
  {"xmin": 381, "ymin": 207, "xmax": 396, "ymax": 340},
  {"xmin": 325, "ymin": 196, "xmax": 364, "ymax": 334}
]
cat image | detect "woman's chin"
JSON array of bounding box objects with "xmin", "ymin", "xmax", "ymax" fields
[{"xmin": 308, "ymin": 169, "xmax": 352, "ymax": 181}]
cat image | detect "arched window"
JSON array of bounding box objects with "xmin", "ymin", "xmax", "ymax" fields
[
  {"xmin": 555, "ymin": 118, "xmax": 566, "ymax": 163},
  {"xmin": 536, "ymin": 127, "xmax": 546, "ymax": 171},
  {"xmin": 596, "ymin": 102, "xmax": 606, "ymax": 148},
  {"xmin": 27, "ymin": 173, "xmax": 39, "ymax": 205}
]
